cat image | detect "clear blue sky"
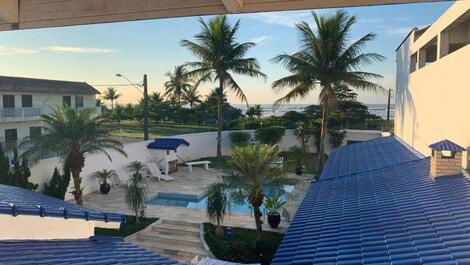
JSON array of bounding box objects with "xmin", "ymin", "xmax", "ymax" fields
[{"xmin": 0, "ymin": 1, "xmax": 453, "ymax": 105}]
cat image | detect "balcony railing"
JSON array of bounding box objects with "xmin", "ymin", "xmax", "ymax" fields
[{"xmin": 0, "ymin": 107, "xmax": 42, "ymax": 122}]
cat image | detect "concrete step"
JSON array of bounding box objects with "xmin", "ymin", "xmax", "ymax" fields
[
  {"xmin": 135, "ymin": 239, "xmax": 208, "ymax": 258},
  {"xmin": 137, "ymin": 231, "xmax": 201, "ymax": 247},
  {"xmin": 162, "ymin": 219, "xmax": 200, "ymax": 228},
  {"xmin": 152, "ymin": 223, "xmax": 200, "ymax": 237}
]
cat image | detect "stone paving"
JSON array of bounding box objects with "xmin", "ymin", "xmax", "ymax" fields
[{"xmin": 81, "ymin": 166, "xmax": 311, "ymax": 232}]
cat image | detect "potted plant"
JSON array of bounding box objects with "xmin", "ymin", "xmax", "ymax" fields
[
  {"xmin": 264, "ymin": 192, "xmax": 287, "ymax": 228},
  {"xmin": 92, "ymin": 169, "xmax": 118, "ymax": 194}
]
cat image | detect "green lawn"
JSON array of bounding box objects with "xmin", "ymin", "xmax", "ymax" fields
[
  {"xmin": 94, "ymin": 215, "xmax": 158, "ymax": 237},
  {"xmin": 203, "ymin": 223, "xmax": 284, "ymax": 264},
  {"xmin": 109, "ymin": 120, "xmax": 216, "ymax": 139}
]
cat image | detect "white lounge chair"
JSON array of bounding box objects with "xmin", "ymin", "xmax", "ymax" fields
[{"xmin": 146, "ymin": 157, "xmax": 174, "ymax": 182}]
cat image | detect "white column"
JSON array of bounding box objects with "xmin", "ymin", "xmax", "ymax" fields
[{"xmin": 438, "ymin": 31, "xmax": 450, "ymax": 59}]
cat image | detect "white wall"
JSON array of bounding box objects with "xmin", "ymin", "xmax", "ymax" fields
[{"xmin": 29, "ymin": 129, "xmax": 382, "ymax": 200}]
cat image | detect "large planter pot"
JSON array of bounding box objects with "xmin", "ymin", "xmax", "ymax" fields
[
  {"xmin": 100, "ymin": 183, "xmax": 111, "ymax": 194},
  {"xmin": 268, "ymin": 212, "xmax": 281, "ymax": 228}
]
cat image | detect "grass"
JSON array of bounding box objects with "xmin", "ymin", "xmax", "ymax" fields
[
  {"xmin": 94, "ymin": 215, "xmax": 158, "ymax": 237},
  {"xmin": 203, "ymin": 223, "xmax": 284, "ymax": 264},
  {"xmin": 109, "ymin": 120, "xmax": 216, "ymax": 139}
]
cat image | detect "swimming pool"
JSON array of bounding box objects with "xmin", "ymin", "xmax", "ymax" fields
[{"xmin": 147, "ymin": 184, "xmax": 295, "ymax": 213}]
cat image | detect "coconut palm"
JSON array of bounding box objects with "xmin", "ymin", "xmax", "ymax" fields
[
  {"xmin": 92, "ymin": 169, "xmax": 118, "ymax": 185},
  {"xmin": 126, "ymin": 161, "xmax": 147, "ymax": 224},
  {"xmin": 20, "ymin": 106, "xmax": 127, "ymax": 204},
  {"xmin": 103, "ymin": 87, "xmax": 121, "ymax": 109},
  {"xmin": 224, "ymin": 145, "xmax": 287, "ymax": 239},
  {"xmin": 182, "ymin": 86, "xmax": 202, "ymax": 109},
  {"xmin": 206, "ymin": 182, "xmax": 230, "ymax": 236},
  {"xmin": 272, "ymin": 10, "xmax": 385, "ymax": 172},
  {"xmin": 181, "ymin": 15, "xmax": 267, "ymax": 159},
  {"xmin": 164, "ymin": 65, "xmax": 194, "ymax": 104}
]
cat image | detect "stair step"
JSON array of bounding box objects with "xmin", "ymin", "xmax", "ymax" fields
[
  {"xmin": 135, "ymin": 239, "xmax": 208, "ymax": 258},
  {"xmin": 162, "ymin": 219, "xmax": 200, "ymax": 228},
  {"xmin": 137, "ymin": 231, "xmax": 201, "ymax": 247},
  {"xmin": 152, "ymin": 223, "xmax": 200, "ymax": 237}
]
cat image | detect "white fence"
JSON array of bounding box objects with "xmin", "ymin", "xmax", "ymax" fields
[{"xmin": 28, "ymin": 129, "xmax": 383, "ymax": 200}]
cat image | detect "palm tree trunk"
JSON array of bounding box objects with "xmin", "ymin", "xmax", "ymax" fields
[
  {"xmin": 217, "ymin": 79, "xmax": 224, "ymax": 160},
  {"xmin": 111, "ymin": 99, "xmax": 114, "ymax": 109},
  {"xmin": 317, "ymin": 104, "xmax": 329, "ymax": 173},
  {"xmin": 253, "ymin": 206, "xmax": 263, "ymax": 239},
  {"xmin": 71, "ymin": 168, "xmax": 83, "ymax": 205},
  {"xmin": 135, "ymin": 209, "xmax": 140, "ymax": 224}
]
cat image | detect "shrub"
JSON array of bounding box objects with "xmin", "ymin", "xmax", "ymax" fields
[
  {"xmin": 255, "ymin": 126, "xmax": 286, "ymax": 145},
  {"xmin": 329, "ymin": 129, "xmax": 347, "ymax": 148},
  {"xmin": 229, "ymin": 131, "xmax": 251, "ymax": 146},
  {"xmin": 43, "ymin": 167, "xmax": 71, "ymax": 200}
]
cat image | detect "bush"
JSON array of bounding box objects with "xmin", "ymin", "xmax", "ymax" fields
[
  {"xmin": 229, "ymin": 131, "xmax": 251, "ymax": 146},
  {"xmin": 43, "ymin": 167, "xmax": 71, "ymax": 200},
  {"xmin": 329, "ymin": 129, "xmax": 347, "ymax": 148},
  {"xmin": 255, "ymin": 126, "xmax": 286, "ymax": 145}
]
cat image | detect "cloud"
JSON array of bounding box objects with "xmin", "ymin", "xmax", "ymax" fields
[
  {"xmin": 0, "ymin": 45, "xmax": 39, "ymax": 55},
  {"xmin": 46, "ymin": 46, "xmax": 117, "ymax": 54},
  {"xmin": 236, "ymin": 10, "xmax": 322, "ymax": 28},
  {"xmin": 250, "ymin": 35, "xmax": 271, "ymax": 44}
]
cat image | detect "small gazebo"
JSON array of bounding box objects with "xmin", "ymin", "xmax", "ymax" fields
[{"xmin": 147, "ymin": 138, "xmax": 190, "ymax": 175}]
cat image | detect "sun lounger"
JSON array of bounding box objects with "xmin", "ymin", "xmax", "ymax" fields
[
  {"xmin": 186, "ymin": 161, "xmax": 211, "ymax": 172},
  {"xmin": 146, "ymin": 157, "xmax": 174, "ymax": 181}
]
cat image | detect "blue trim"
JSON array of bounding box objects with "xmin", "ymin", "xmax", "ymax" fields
[{"xmin": 147, "ymin": 138, "xmax": 190, "ymax": 150}]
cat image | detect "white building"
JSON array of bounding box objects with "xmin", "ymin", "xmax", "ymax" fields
[
  {"xmin": 0, "ymin": 75, "xmax": 101, "ymax": 155},
  {"xmin": 395, "ymin": 1, "xmax": 470, "ymax": 163}
]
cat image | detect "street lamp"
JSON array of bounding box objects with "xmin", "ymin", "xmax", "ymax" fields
[{"xmin": 115, "ymin": 73, "xmax": 149, "ymax": 141}]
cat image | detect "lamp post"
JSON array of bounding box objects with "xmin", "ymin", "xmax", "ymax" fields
[{"xmin": 115, "ymin": 74, "xmax": 149, "ymax": 141}]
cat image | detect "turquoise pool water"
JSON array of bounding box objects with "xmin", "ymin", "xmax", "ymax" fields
[{"xmin": 147, "ymin": 185, "xmax": 294, "ymax": 213}]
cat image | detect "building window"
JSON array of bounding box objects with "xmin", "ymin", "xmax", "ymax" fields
[
  {"xmin": 75, "ymin": 95, "xmax": 84, "ymax": 108},
  {"xmin": 63, "ymin": 96, "xmax": 71, "ymax": 107},
  {"xmin": 409, "ymin": 53, "xmax": 417, "ymax": 73},
  {"xmin": 441, "ymin": 150, "xmax": 455, "ymax": 158},
  {"xmin": 2, "ymin": 95, "xmax": 15, "ymax": 108},
  {"xmin": 30, "ymin": 127, "xmax": 42, "ymax": 138},
  {"xmin": 21, "ymin": 95, "xmax": 33, "ymax": 107},
  {"xmin": 4, "ymin": 129, "xmax": 17, "ymax": 152}
]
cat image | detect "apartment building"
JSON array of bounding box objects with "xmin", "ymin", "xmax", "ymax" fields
[
  {"xmin": 0, "ymin": 75, "xmax": 101, "ymax": 154},
  {"xmin": 395, "ymin": 1, "xmax": 470, "ymax": 161}
]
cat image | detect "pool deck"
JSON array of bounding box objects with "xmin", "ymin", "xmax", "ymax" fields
[{"xmin": 81, "ymin": 166, "xmax": 311, "ymax": 232}]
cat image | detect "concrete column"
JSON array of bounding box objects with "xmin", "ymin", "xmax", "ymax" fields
[
  {"xmin": 439, "ymin": 31, "xmax": 450, "ymax": 58},
  {"xmin": 418, "ymin": 49, "xmax": 426, "ymax": 69}
]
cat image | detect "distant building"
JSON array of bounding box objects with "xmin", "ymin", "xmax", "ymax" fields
[
  {"xmin": 395, "ymin": 1, "xmax": 470, "ymax": 163},
  {"xmin": 0, "ymin": 75, "xmax": 101, "ymax": 155}
]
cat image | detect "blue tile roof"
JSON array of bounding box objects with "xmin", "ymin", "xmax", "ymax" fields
[
  {"xmin": 321, "ymin": 136, "xmax": 424, "ymax": 180},
  {"xmin": 0, "ymin": 236, "xmax": 181, "ymax": 265},
  {"xmin": 0, "ymin": 184, "xmax": 124, "ymax": 223},
  {"xmin": 147, "ymin": 138, "xmax": 190, "ymax": 150},
  {"xmin": 273, "ymin": 137, "xmax": 470, "ymax": 265},
  {"xmin": 429, "ymin": 139, "xmax": 466, "ymax": 152}
]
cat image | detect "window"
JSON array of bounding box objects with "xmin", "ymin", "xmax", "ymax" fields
[
  {"xmin": 21, "ymin": 95, "xmax": 33, "ymax": 107},
  {"xmin": 30, "ymin": 127, "xmax": 42, "ymax": 138},
  {"xmin": 3, "ymin": 95, "xmax": 15, "ymax": 108},
  {"xmin": 75, "ymin": 95, "xmax": 84, "ymax": 108},
  {"xmin": 5, "ymin": 129, "xmax": 17, "ymax": 142},
  {"xmin": 441, "ymin": 150, "xmax": 455, "ymax": 158},
  {"xmin": 63, "ymin": 96, "xmax": 71, "ymax": 107},
  {"xmin": 409, "ymin": 53, "xmax": 417, "ymax": 73}
]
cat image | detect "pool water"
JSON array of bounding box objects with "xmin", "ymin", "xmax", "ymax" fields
[{"xmin": 147, "ymin": 185, "xmax": 295, "ymax": 214}]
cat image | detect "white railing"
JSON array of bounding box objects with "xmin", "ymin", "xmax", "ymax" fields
[{"xmin": 0, "ymin": 107, "xmax": 42, "ymax": 121}]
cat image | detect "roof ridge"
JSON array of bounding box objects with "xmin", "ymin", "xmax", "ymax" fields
[{"xmin": 0, "ymin": 75, "xmax": 88, "ymax": 85}]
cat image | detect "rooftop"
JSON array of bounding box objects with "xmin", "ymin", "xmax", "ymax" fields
[
  {"xmin": 0, "ymin": 75, "xmax": 100, "ymax": 95},
  {"xmin": 147, "ymin": 138, "xmax": 190, "ymax": 151},
  {"xmin": 429, "ymin": 139, "xmax": 466, "ymax": 152},
  {"xmin": 0, "ymin": 236, "xmax": 181, "ymax": 265},
  {"xmin": 273, "ymin": 136, "xmax": 470, "ymax": 265},
  {"xmin": 0, "ymin": 184, "xmax": 123, "ymax": 223}
]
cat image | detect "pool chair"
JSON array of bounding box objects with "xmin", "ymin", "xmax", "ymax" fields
[
  {"xmin": 146, "ymin": 158, "xmax": 174, "ymax": 182},
  {"xmin": 192, "ymin": 256, "xmax": 259, "ymax": 265}
]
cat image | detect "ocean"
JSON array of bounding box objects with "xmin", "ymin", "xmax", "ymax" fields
[{"xmin": 233, "ymin": 103, "xmax": 395, "ymax": 120}]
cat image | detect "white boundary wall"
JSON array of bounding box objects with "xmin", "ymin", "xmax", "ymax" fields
[{"xmin": 28, "ymin": 129, "xmax": 382, "ymax": 200}]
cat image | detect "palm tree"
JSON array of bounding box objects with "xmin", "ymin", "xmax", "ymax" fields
[
  {"xmin": 181, "ymin": 15, "xmax": 267, "ymax": 160},
  {"xmin": 246, "ymin": 104, "xmax": 262, "ymax": 118},
  {"xmin": 272, "ymin": 10, "xmax": 384, "ymax": 172},
  {"xmin": 20, "ymin": 106, "xmax": 127, "ymax": 204},
  {"xmin": 182, "ymin": 86, "xmax": 202, "ymax": 109},
  {"xmin": 103, "ymin": 87, "xmax": 121, "ymax": 109},
  {"xmin": 164, "ymin": 65, "xmax": 194, "ymax": 104},
  {"xmin": 92, "ymin": 169, "xmax": 117, "ymax": 185},
  {"xmin": 224, "ymin": 145, "xmax": 287, "ymax": 239},
  {"xmin": 206, "ymin": 182, "xmax": 230, "ymax": 236},
  {"xmin": 126, "ymin": 161, "xmax": 147, "ymax": 224}
]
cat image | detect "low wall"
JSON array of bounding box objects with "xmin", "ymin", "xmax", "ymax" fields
[{"xmin": 29, "ymin": 129, "xmax": 382, "ymax": 200}]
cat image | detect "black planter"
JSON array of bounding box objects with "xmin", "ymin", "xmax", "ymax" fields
[
  {"xmin": 296, "ymin": 167, "xmax": 303, "ymax": 176},
  {"xmin": 100, "ymin": 183, "xmax": 111, "ymax": 194},
  {"xmin": 268, "ymin": 213, "xmax": 281, "ymax": 228}
]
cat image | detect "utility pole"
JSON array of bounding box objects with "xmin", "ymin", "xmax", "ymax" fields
[
  {"xmin": 386, "ymin": 88, "xmax": 391, "ymax": 132},
  {"xmin": 143, "ymin": 74, "xmax": 149, "ymax": 141}
]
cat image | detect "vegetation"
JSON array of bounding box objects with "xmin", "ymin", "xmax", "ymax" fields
[
  {"xmin": 246, "ymin": 105, "xmax": 262, "ymax": 118},
  {"xmin": 20, "ymin": 106, "xmax": 127, "ymax": 204},
  {"xmin": 229, "ymin": 131, "xmax": 251, "ymax": 147},
  {"xmin": 255, "ymin": 126, "xmax": 286, "ymax": 145},
  {"xmin": 282, "ymin": 149, "xmax": 318, "ymax": 176},
  {"xmin": 181, "ymin": 15, "xmax": 266, "ymax": 159},
  {"xmin": 182, "ymin": 86, "xmax": 202, "ymax": 109},
  {"xmin": 126, "ymin": 161, "xmax": 148, "ymax": 224},
  {"xmin": 204, "ymin": 223, "xmax": 284, "ymax": 264},
  {"xmin": 329, "ymin": 129, "xmax": 347, "ymax": 148},
  {"xmin": 109, "ymin": 120, "xmax": 216, "ymax": 139},
  {"xmin": 206, "ymin": 183, "xmax": 231, "ymax": 236},
  {"xmin": 95, "ymin": 215, "xmax": 158, "ymax": 237},
  {"xmin": 164, "ymin": 65, "xmax": 195, "ymax": 104},
  {"xmin": 265, "ymin": 192, "xmax": 289, "ymax": 221},
  {"xmin": 43, "ymin": 167, "xmax": 71, "ymax": 200},
  {"xmin": 92, "ymin": 169, "xmax": 118, "ymax": 185},
  {"xmin": 0, "ymin": 146, "xmax": 37, "ymax": 191},
  {"xmin": 103, "ymin": 87, "xmax": 121, "ymax": 109},
  {"xmin": 272, "ymin": 10, "xmax": 384, "ymax": 172}
]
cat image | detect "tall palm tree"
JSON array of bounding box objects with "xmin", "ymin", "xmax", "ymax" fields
[
  {"xmin": 181, "ymin": 15, "xmax": 267, "ymax": 160},
  {"xmin": 164, "ymin": 65, "xmax": 194, "ymax": 104},
  {"xmin": 182, "ymin": 86, "xmax": 202, "ymax": 109},
  {"xmin": 272, "ymin": 10, "xmax": 384, "ymax": 172},
  {"xmin": 224, "ymin": 145, "xmax": 286, "ymax": 239},
  {"xmin": 103, "ymin": 87, "xmax": 121, "ymax": 109},
  {"xmin": 20, "ymin": 106, "xmax": 127, "ymax": 204}
]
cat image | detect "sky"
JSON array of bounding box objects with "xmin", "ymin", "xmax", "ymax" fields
[{"xmin": 0, "ymin": 1, "xmax": 453, "ymax": 105}]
